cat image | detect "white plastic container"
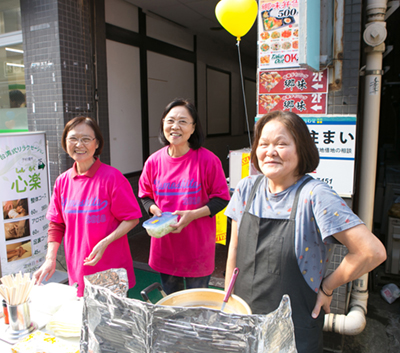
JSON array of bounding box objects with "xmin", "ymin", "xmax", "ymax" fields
[
  {"xmin": 142, "ymin": 212, "xmax": 178, "ymax": 238},
  {"xmin": 381, "ymin": 283, "xmax": 400, "ymax": 304}
]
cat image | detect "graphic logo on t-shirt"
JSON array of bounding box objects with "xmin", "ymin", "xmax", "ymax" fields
[
  {"xmin": 62, "ymin": 196, "xmax": 108, "ymax": 214},
  {"xmin": 153, "ymin": 179, "xmax": 201, "ymax": 196}
]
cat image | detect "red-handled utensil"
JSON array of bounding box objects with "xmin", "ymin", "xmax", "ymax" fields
[{"xmin": 221, "ymin": 267, "xmax": 240, "ymax": 312}]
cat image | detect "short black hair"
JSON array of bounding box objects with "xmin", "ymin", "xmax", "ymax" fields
[
  {"xmin": 159, "ymin": 99, "xmax": 205, "ymax": 150},
  {"xmin": 9, "ymin": 90, "xmax": 26, "ymax": 106}
]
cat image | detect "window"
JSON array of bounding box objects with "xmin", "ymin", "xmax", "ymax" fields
[
  {"xmin": 206, "ymin": 67, "xmax": 231, "ymax": 136},
  {"xmin": 0, "ymin": 0, "xmax": 22, "ymax": 34},
  {"xmin": 244, "ymin": 78, "xmax": 256, "ymax": 132},
  {"xmin": 0, "ymin": 1, "xmax": 26, "ymax": 133},
  {"xmin": 0, "ymin": 43, "xmax": 27, "ymax": 132}
]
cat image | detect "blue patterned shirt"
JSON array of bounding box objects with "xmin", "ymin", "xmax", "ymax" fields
[{"xmin": 225, "ymin": 175, "xmax": 363, "ymax": 292}]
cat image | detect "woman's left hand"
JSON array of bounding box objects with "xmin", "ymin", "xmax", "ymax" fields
[
  {"xmin": 170, "ymin": 206, "xmax": 211, "ymax": 233},
  {"xmin": 170, "ymin": 210, "xmax": 196, "ymax": 233},
  {"xmin": 312, "ymin": 287, "xmax": 333, "ymax": 319},
  {"xmin": 83, "ymin": 238, "xmax": 108, "ymax": 266},
  {"xmin": 83, "ymin": 219, "xmax": 139, "ymax": 266}
]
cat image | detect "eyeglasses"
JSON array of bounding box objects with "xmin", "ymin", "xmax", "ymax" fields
[
  {"xmin": 67, "ymin": 137, "xmax": 96, "ymax": 145},
  {"xmin": 163, "ymin": 118, "xmax": 194, "ymax": 127}
]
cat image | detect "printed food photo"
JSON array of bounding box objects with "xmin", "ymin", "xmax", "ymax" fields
[
  {"xmin": 260, "ymin": 55, "xmax": 270, "ymax": 64},
  {"xmin": 260, "ymin": 31, "xmax": 270, "ymax": 40},
  {"xmin": 262, "ymin": 11, "xmax": 296, "ymax": 31},
  {"xmin": 261, "ymin": 43, "xmax": 270, "ymax": 52},
  {"xmin": 262, "ymin": 14, "xmax": 283, "ymax": 31},
  {"xmin": 271, "ymin": 31, "xmax": 280, "ymax": 39},
  {"xmin": 260, "ymin": 71, "xmax": 283, "ymax": 92},
  {"xmin": 271, "ymin": 43, "xmax": 281, "ymax": 51},
  {"xmin": 259, "ymin": 94, "xmax": 282, "ymax": 112}
]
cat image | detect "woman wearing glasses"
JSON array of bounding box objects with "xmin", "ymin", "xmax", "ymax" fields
[
  {"xmin": 34, "ymin": 116, "xmax": 142, "ymax": 297},
  {"xmin": 139, "ymin": 99, "xmax": 230, "ymax": 294}
]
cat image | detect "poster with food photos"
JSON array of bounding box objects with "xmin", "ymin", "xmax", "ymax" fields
[
  {"xmin": 258, "ymin": 92, "xmax": 327, "ymax": 115},
  {"xmin": 258, "ymin": 68, "xmax": 328, "ymax": 115},
  {"xmin": 258, "ymin": 0, "xmax": 300, "ymax": 69},
  {"xmin": 0, "ymin": 132, "xmax": 50, "ymax": 277}
]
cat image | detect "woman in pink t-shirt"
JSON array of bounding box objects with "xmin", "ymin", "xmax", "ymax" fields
[
  {"xmin": 34, "ymin": 117, "xmax": 142, "ymax": 296},
  {"xmin": 139, "ymin": 99, "xmax": 230, "ymax": 294}
]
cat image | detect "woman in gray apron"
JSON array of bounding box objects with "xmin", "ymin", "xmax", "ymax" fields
[{"xmin": 225, "ymin": 111, "xmax": 386, "ymax": 353}]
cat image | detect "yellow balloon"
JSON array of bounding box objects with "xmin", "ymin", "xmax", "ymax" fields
[{"xmin": 215, "ymin": 0, "xmax": 258, "ymax": 41}]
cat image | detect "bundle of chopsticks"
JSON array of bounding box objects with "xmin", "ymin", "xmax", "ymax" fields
[{"xmin": 0, "ymin": 272, "xmax": 35, "ymax": 305}]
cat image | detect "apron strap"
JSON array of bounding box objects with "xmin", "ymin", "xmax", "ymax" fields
[
  {"xmin": 244, "ymin": 175, "xmax": 312, "ymax": 218},
  {"xmin": 244, "ymin": 175, "xmax": 264, "ymax": 213},
  {"xmin": 289, "ymin": 175, "xmax": 312, "ymax": 220}
]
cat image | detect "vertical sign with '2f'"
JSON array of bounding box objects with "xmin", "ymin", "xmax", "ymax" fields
[{"xmin": 258, "ymin": 68, "xmax": 328, "ymax": 115}]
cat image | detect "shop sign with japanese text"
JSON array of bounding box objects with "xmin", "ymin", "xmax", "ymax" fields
[
  {"xmin": 306, "ymin": 116, "xmax": 356, "ymax": 196},
  {"xmin": 258, "ymin": 68, "xmax": 328, "ymax": 115},
  {"xmin": 0, "ymin": 132, "xmax": 50, "ymax": 276},
  {"xmin": 255, "ymin": 115, "xmax": 357, "ymax": 196},
  {"xmin": 258, "ymin": 0, "xmax": 300, "ymax": 69},
  {"xmin": 259, "ymin": 68, "xmax": 327, "ymax": 94},
  {"xmin": 259, "ymin": 92, "xmax": 327, "ymax": 115}
]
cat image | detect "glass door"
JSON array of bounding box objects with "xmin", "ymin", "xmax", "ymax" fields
[{"xmin": 0, "ymin": 0, "xmax": 27, "ymax": 133}]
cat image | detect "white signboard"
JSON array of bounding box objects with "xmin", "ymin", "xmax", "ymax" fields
[
  {"xmin": 304, "ymin": 115, "xmax": 356, "ymax": 197},
  {"xmin": 0, "ymin": 132, "xmax": 50, "ymax": 277},
  {"xmin": 255, "ymin": 115, "xmax": 357, "ymax": 197},
  {"xmin": 258, "ymin": 0, "xmax": 300, "ymax": 69}
]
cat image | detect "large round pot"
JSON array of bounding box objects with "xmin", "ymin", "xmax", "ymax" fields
[{"xmin": 141, "ymin": 284, "xmax": 251, "ymax": 315}]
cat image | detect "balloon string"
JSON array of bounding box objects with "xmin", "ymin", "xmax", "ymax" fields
[{"xmin": 236, "ymin": 40, "xmax": 252, "ymax": 148}]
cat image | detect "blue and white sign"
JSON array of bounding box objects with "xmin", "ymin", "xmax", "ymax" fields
[{"xmin": 304, "ymin": 115, "xmax": 357, "ymax": 197}]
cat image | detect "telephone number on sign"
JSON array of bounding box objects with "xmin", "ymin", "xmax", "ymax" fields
[{"xmin": 317, "ymin": 177, "xmax": 333, "ymax": 187}]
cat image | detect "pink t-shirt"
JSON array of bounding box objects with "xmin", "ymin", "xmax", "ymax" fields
[
  {"xmin": 47, "ymin": 158, "xmax": 142, "ymax": 296},
  {"xmin": 138, "ymin": 147, "xmax": 230, "ymax": 277}
]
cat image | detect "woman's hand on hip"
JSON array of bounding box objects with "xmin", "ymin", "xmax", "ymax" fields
[{"xmin": 312, "ymin": 287, "xmax": 333, "ymax": 319}]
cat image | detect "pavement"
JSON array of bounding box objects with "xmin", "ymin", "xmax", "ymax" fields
[{"xmin": 339, "ymin": 288, "xmax": 400, "ymax": 353}]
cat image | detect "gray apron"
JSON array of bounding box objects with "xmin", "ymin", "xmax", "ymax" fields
[{"xmin": 235, "ymin": 175, "xmax": 324, "ymax": 353}]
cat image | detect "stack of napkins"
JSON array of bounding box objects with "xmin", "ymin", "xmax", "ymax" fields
[
  {"xmin": 30, "ymin": 282, "xmax": 78, "ymax": 317},
  {"xmin": 11, "ymin": 331, "xmax": 79, "ymax": 353},
  {"xmin": 46, "ymin": 300, "xmax": 83, "ymax": 338}
]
